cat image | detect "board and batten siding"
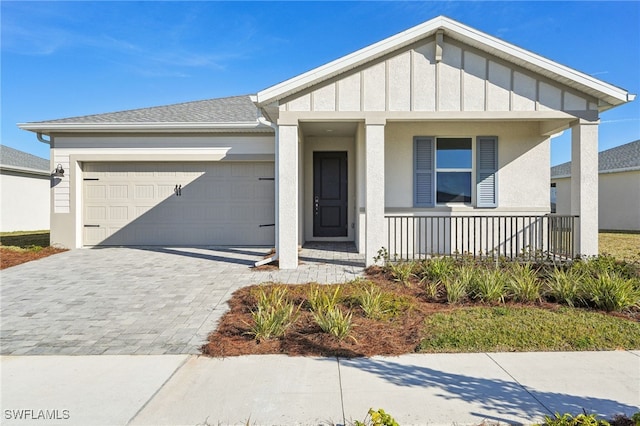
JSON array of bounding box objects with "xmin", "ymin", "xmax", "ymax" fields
[{"xmin": 281, "ymin": 39, "xmax": 597, "ymax": 114}]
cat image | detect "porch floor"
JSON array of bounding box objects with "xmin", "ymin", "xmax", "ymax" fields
[{"xmin": 296, "ymin": 242, "xmax": 366, "ymax": 282}]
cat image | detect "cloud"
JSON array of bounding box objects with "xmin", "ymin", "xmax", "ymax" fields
[{"xmin": 600, "ymin": 118, "xmax": 640, "ymax": 124}]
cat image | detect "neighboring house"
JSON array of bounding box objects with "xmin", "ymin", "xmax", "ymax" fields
[
  {"xmin": 0, "ymin": 145, "xmax": 50, "ymax": 232},
  {"xmin": 551, "ymin": 140, "xmax": 640, "ymax": 232},
  {"xmin": 18, "ymin": 16, "xmax": 635, "ymax": 268}
]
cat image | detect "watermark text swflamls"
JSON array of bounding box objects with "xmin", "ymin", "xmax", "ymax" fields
[{"xmin": 4, "ymin": 409, "xmax": 70, "ymax": 421}]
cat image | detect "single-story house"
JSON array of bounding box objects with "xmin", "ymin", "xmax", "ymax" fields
[
  {"xmin": 551, "ymin": 140, "xmax": 640, "ymax": 232},
  {"xmin": 18, "ymin": 16, "xmax": 635, "ymax": 268},
  {"xmin": 0, "ymin": 145, "xmax": 51, "ymax": 232}
]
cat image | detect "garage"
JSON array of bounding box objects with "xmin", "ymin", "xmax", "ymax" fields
[{"xmin": 83, "ymin": 162, "xmax": 275, "ymax": 246}]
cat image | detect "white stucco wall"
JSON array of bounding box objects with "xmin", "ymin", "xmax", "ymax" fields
[
  {"xmin": 384, "ymin": 121, "xmax": 550, "ymax": 212},
  {"xmin": 600, "ymin": 171, "xmax": 640, "ymax": 231},
  {"xmin": 553, "ymin": 171, "xmax": 640, "ymax": 231},
  {"xmin": 553, "ymin": 177, "xmax": 572, "ymax": 215},
  {"xmin": 1, "ymin": 171, "xmax": 50, "ymax": 232}
]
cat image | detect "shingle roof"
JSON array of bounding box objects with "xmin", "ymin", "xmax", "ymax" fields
[
  {"xmin": 551, "ymin": 140, "xmax": 640, "ymax": 177},
  {"xmin": 29, "ymin": 95, "xmax": 260, "ymax": 125},
  {"xmin": 0, "ymin": 145, "xmax": 49, "ymax": 172}
]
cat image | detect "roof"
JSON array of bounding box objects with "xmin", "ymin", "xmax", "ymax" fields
[
  {"xmin": 0, "ymin": 145, "xmax": 49, "ymax": 175},
  {"xmin": 18, "ymin": 95, "xmax": 273, "ymax": 134},
  {"xmin": 551, "ymin": 140, "xmax": 640, "ymax": 178},
  {"xmin": 18, "ymin": 16, "xmax": 635, "ymax": 135},
  {"xmin": 256, "ymin": 15, "xmax": 634, "ymax": 109}
]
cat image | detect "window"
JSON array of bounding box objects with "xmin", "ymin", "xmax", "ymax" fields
[
  {"xmin": 436, "ymin": 138, "xmax": 472, "ymax": 203},
  {"xmin": 414, "ymin": 136, "xmax": 498, "ymax": 208}
]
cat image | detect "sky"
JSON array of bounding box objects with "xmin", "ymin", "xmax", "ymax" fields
[{"xmin": 2, "ymin": 1, "xmax": 639, "ymax": 165}]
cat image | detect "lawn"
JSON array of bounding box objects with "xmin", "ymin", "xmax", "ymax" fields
[
  {"xmin": 0, "ymin": 231, "xmax": 67, "ymax": 269},
  {"xmin": 600, "ymin": 232, "xmax": 640, "ymax": 262}
]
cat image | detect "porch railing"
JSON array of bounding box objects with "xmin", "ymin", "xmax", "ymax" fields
[{"xmin": 384, "ymin": 214, "xmax": 578, "ymax": 262}]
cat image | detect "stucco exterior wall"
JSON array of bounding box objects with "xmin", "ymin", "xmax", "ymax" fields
[
  {"xmin": 48, "ymin": 134, "xmax": 275, "ymax": 248},
  {"xmin": 600, "ymin": 171, "xmax": 640, "ymax": 231},
  {"xmin": 1, "ymin": 171, "xmax": 50, "ymax": 232},
  {"xmin": 281, "ymin": 38, "xmax": 596, "ymax": 115},
  {"xmin": 553, "ymin": 177, "xmax": 572, "ymax": 215},
  {"xmin": 553, "ymin": 171, "xmax": 640, "ymax": 231},
  {"xmin": 384, "ymin": 121, "xmax": 550, "ymax": 212}
]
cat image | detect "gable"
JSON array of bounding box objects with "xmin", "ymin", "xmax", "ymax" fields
[
  {"xmin": 279, "ymin": 37, "xmax": 599, "ymax": 115},
  {"xmin": 258, "ymin": 16, "xmax": 633, "ymax": 114}
]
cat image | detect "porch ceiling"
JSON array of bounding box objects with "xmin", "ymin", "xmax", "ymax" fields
[{"xmin": 299, "ymin": 121, "xmax": 358, "ymax": 137}]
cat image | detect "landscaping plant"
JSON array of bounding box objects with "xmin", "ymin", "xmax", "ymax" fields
[
  {"xmin": 307, "ymin": 284, "xmax": 342, "ymax": 312},
  {"xmin": 536, "ymin": 411, "xmax": 611, "ymax": 426},
  {"xmin": 545, "ymin": 267, "xmax": 584, "ymax": 307},
  {"xmin": 248, "ymin": 286, "xmax": 299, "ymax": 341},
  {"xmin": 471, "ymin": 268, "xmax": 507, "ymax": 303},
  {"xmin": 312, "ymin": 306, "xmax": 355, "ymax": 341},
  {"xmin": 507, "ymin": 262, "xmax": 542, "ymax": 302},
  {"xmin": 354, "ymin": 408, "xmax": 399, "ymax": 426},
  {"xmin": 582, "ymin": 272, "xmax": 640, "ymax": 312}
]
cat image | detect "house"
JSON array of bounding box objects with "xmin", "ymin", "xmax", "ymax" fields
[
  {"xmin": 551, "ymin": 140, "xmax": 640, "ymax": 232},
  {"xmin": 17, "ymin": 16, "xmax": 635, "ymax": 268},
  {"xmin": 0, "ymin": 145, "xmax": 50, "ymax": 232}
]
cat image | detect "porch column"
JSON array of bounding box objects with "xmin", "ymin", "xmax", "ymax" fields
[
  {"xmin": 570, "ymin": 119, "xmax": 599, "ymax": 257},
  {"xmin": 277, "ymin": 124, "xmax": 299, "ymax": 269},
  {"xmin": 365, "ymin": 119, "xmax": 386, "ymax": 266}
]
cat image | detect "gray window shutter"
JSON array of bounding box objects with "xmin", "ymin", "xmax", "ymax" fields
[
  {"xmin": 414, "ymin": 137, "xmax": 434, "ymax": 207},
  {"xmin": 476, "ymin": 136, "xmax": 498, "ymax": 208}
]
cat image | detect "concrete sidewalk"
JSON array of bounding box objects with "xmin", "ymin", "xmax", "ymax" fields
[{"xmin": 1, "ymin": 351, "xmax": 638, "ymax": 426}]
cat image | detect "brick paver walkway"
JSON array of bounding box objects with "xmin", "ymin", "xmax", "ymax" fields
[{"xmin": 1, "ymin": 245, "xmax": 365, "ymax": 355}]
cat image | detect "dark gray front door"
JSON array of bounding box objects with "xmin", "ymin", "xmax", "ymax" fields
[{"xmin": 313, "ymin": 151, "xmax": 348, "ymax": 237}]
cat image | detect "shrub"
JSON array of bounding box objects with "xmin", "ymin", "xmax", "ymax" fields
[
  {"xmin": 545, "ymin": 267, "xmax": 585, "ymax": 307},
  {"xmin": 507, "ymin": 263, "xmax": 541, "ymax": 302},
  {"xmin": 572, "ymin": 255, "xmax": 638, "ymax": 280},
  {"xmin": 471, "ymin": 268, "xmax": 507, "ymax": 303},
  {"xmin": 536, "ymin": 411, "xmax": 611, "ymax": 426},
  {"xmin": 356, "ymin": 284, "xmax": 411, "ymax": 320},
  {"xmin": 419, "ymin": 256, "xmax": 457, "ymax": 282},
  {"xmin": 387, "ymin": 261, "xmax": 415, "ymax": 286},
  {"xmin": 307, "ymin": 285, "xmax": 342, "ymax": 312},
  {"xmin": 248, "ymin": 286, "xmax": 298, "ymax": 341},
  {"xmin": 354, "ymin": 408, "xmax": 400, "ymax": 426},
  {"xmin": 312, "ymin": 306, "xmax": 354, "ymax": 340},
  {"xmin": 582, "ymin": 272, "xmax": 640, "ymax": 312}
]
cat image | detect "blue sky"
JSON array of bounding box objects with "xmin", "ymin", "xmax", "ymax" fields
[{"xmin": 2, "ymin": 1, "xmax": 639, "ymax": 165}]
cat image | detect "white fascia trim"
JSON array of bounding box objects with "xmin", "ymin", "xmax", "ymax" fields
[
  {"xmin": 256, "ymin": 16, "xmax": 631, "ymax": 106},
  {"xmin": 0, "ymin": 165, "xmax": 50, "ymax": 176},
  {"xmin": 18, "ymin": 121, "xmax": 269, "ymax": 132}
]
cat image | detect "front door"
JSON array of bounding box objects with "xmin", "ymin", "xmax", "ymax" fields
[{"xmin": 313, "ymin": 151, "xmax": 348, "ymax": 237}]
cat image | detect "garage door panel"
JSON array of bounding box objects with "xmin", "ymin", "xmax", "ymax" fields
[{"xmin": 83, "ymin": 162, "xmax": 275, "ymax": 246}]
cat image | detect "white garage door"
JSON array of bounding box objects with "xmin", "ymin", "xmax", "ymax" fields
[{"xmin": 83, "ymin": 162, "xmax": 275, "ymax": 246}]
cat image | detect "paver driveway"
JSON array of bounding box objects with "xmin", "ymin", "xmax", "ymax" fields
[{"xmin": 1, "ymin": 246, "xmax": 364, "ymax": 355}]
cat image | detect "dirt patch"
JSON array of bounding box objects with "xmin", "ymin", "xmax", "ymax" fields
[{"xmin": 0, "ymin": 246, "xmax": 68, "ymax": 269}]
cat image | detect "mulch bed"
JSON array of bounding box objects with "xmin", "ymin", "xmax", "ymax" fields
[
  {"xmin": 0, "ymin": 247, "xmax": 68, "ymax": 269},
  {"xmin": 202, "ymin": 266, "xmax": 640, "ymax": 358}
]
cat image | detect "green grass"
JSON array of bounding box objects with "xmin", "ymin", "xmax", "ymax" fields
[
  {"xmin": 0, "ymin": 231, "xmax": 50, "ymax": 248},
  {"xmin": 419, "ymin": 306, "xmax": 640, "ymax": 353},
  {"xmin": 600, "ymin": 232, "xmax": 640, "ymax": 263}
]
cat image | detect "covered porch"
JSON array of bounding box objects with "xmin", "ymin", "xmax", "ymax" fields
[{"xmin": 274, "ymin": 115, "xmax": 598, "ymax": 269}]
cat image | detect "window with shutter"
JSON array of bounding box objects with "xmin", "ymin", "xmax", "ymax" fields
[
  {"xmin": 414, "ymin": 137, "xmax": 434, "ymax": 207},
  {"xmin": 476, "ymin": 136, "xmax": 498, "ymax": 208}
]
